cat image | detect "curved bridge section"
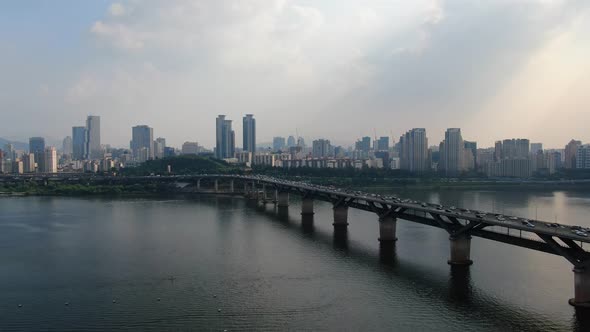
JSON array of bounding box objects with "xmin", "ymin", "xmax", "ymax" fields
[{"xmin": 3, "ymin": 173, "xmax": 590, "ymax": 306}]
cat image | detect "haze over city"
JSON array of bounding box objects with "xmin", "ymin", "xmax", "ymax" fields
[{"xmin": 2, "ymin": 0, "xmax": 590, "ymax": 148}]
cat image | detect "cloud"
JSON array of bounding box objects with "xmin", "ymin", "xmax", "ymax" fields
[
  {"xmin": 1, "ymin": 0, "xmax": 585, "ymax": 148},
  {"xmin": 109, "ymin": 3, "xmax": 126, "ymax": 17}
]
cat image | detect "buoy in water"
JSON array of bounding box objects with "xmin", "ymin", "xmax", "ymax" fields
[{"xmin": 18, "ymin": 304, "xmax": 22, "ymax": 308}]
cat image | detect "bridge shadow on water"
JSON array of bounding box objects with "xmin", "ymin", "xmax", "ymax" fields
[{"xmin": 228, "ymin": 196, "xmax": 590, "ymax": 332}]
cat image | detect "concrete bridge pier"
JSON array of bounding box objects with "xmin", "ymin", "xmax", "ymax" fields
[
  {"xmin": 197, "ymin": 179, "xmax": 201, "ymax": 192},
  {"xmin": 570, "ymin": 267, "xmax": 590, "ymax": 307},
  {"xmin": 301, "ymin": 198, "xmax": 314, "ymax": 215},
  {"xmin": 448, "ymin": 235, "xmax": 473, "ymax": 266},
  {"xmin": 378, "ymin": 216, "xmax": 397, "ymax": 242},
  {"xmin": 277, "ymin": 192, "xmax": 289, "ymax": 208},
  {"xmin": 262, "ymin": 184, "xmax": 269, "ymax": 203},
  {"xmin": 214, "ymin": 179, "xmax": 219, "ymax": 193},
  {"xmin": 229, "ymin": 180, "xmax": 234, "ymax": 193},
  {"xmin": 332, "ymin": 206, "xmax": 349, "ymax": 227}
]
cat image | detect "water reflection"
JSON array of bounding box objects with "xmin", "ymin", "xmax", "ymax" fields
[
  {"xmin": 301, "ymin": 215, "xmax": 315, "ymax": 235},
  {"xmin": 239, "ymin": 196, "xmax": 574, "ymax": 331},
  {"xmin": 448, "ymin": 265, "xmax": 472, "ymax": 302},
  {"xmin": 378, "ymin": 242, "xmax": 396, "ymax": 264},
  {"xmin": 332, "ymin": 227, "xmax": 349, "ymax": 251}
]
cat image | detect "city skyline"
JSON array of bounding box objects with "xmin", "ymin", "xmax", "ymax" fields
[{"xmin": 1, "ymin": 1, "xmax": 589, "ymax": 148}]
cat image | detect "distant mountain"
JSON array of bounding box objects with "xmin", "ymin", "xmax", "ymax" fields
[{"xmin": 0, "ymin": 138, "xmax": 29, "ymax": 151}]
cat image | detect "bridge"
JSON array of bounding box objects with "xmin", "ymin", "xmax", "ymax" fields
[{"xmin": 3, "ymin": 173, "xmax": 590, "ymax": 307}]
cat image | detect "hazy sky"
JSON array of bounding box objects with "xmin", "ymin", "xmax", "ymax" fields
[{"xmin": 1, "ymin": 0, "xmax": 589, "ymax": 149}]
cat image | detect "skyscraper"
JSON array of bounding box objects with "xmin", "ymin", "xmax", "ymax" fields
[
  {"xmin": 287, "ymin": 136, "xmax": 296, "ymax": 147},
  {"xmin": 62, "ymin": 136, "xmax": 73, "ymax": 157},
  {"xmin": 312, "ymin": 139, "xmax": 331, "ymax": 158},
  {"xmin": 464, "ymin": 140, "xmax": 477, "ymax": 168},
  {"xmin": 43, "ymin": 147, "xmax": 57, "ymax": 173},
  {"xmin": 576, "ymin": 145, "xmax": 590, "ymax": 169},
  {"xmin": 530, "ymin": 143, "xmax": 543, "ymax": 155},
  {"xmin": 216, "ymin": 115, "xmax": 235, "ymax": 159},
  {"xmin": 131, "ymin": 125, "xmax": 154, "ymax": 161},
  {"xmin": 85, "ymin": 115, "xmax": 101, "ymax": 159},
  {"xmin": 154, "ymin": 137, "xmax": 166, "ymax": 159},
  {"xmin": 565, "ymin": 139, "xmax": 582, "ymax": 169},
  {"xmin": 355, "ymin": 136, "xmax": 371, "ymax": 152},
  {"xmin": 272, "ymin": 137, "xmax": 286, "ymax": 152},
  {"xmin": 22, "ymin": 153, "xmax": 35, "ymax": 173},
  {"xmin": 502, "ymin": 139, "xmax": 530, "ymax": 159},
  {"xmin": 29, "ymin": 137, "xmax": 45, "ymax": 173},
  {"xmin": 399, "ymin": 128, "xmax": 428, "ymax": 172},
  {"xmin": 440, "ymin": 128, "xmax": 464, "ymax": 176},
  {"xmin": 377, "ymin": 137, "xmax": 390, "ymax": 151},
  {"xmin": 242, "ymin": 114, "xmax": 256, "ymax": 153},
  {"xmin": 494, "ymin": 141, "xmax": 503, "ymax": 161},
  {"xmin": 72, "ymin": 126, "xmax": 86, "ymax": 160}
]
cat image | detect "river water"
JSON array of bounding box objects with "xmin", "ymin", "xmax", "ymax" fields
[{"xmin": 1, "ymin": 188, "xmax": 590, "ymax": 331}]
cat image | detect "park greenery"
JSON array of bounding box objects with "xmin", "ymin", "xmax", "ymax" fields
[{"xmin": 120, "ymin": 155, "xmax": 241, "ymax": 176}]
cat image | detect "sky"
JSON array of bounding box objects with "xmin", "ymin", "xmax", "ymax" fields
[{"xmin": 1, "ymin": 0, "xmax": 589, "ymax": 149}]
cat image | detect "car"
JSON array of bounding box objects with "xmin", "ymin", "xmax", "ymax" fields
[
  {"xmin": 509, "ymin": 216, "xmax": 518, "ymax": 221},
  {"xmin": 421, "ymin": 203, "xmax": 428, "ymax": 207}
]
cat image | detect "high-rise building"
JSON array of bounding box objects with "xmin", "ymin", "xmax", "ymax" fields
[
  {"xmin": 297, "ymin": 137, "xmax": 306, "ymax": 148},
  {"xmin": 376, "ymin": 137, "xmax": 390, "ymax": 151},
  {"xmin": 464, "ymin": 140, "xmax": 477, "ymax": 169},
  {"xmin": 3, "ymin": 143, "xmax": 15, "ymax": 160},
  {"xmin": 43, "ymin": 147, "xmax": 57, "ymax": 173},
  {"xmin": 72, "ymin": 126, "xmax": 86, "ymax": 160},
  {"xmin": 355, "ymin": 136, "xmax": 371, "ymax": 152},
  {"xmin": 576, "ymin": 145, "xmax": 590, "ymax": 169},
  {"xmin": 22, "ymin": 153, "xmax": 35, "ymax": 173},
  {"xmin": 440, "ymin": 128, "xmax": 464, "ymax": 176},
  {"xmin": 565, "ymin": 139, "xmax": 582, "ymax": 169},
  {"xmin": 29, "ymin": 137, "xmax": 45, "ymax": 154},
  {"xmin": 242, "ymin": 114, "xmax": 256, "ymax": 153},
  {"xmin": 216, "ymin": 115, "xmax": 235, "ymax": 159},
  {"xmin": 399, "ymin": 128, "xmax": 428, "ymax": 172},
  {"xmin": 530, "ymin": 143, "xmax": 543, "ymax": 155},
  {"xmin": 494, "ymin": 141, "xmax": 503, "ymax": 161},
  {"xmin": 182, "ymin": 142, "xmax": 200, "ymax": 155},
  {"xmin": 131, "ymin": 125, "xmax": 154, "ymax": 161},
  {"xmin": 272, "ymin": 137, "xmax": 286, "ymax": 152},
  {"xmin": 154, "ymin": 137, "xmax": 166, "ymax": 159},
  {"xmin": 0, "ymin": 149, "xmax": 4, "ymax": 173},
  {"xmin": 312, "ymin": 139, "xmax": 331, "ymax": 158},
  {"xmin": 287, "ymin": 136, "xmax": 296, "ymax": 147},
  {"xmin": 501, "ymin": 139, "xmax": 530, "ymax": 159},
  {"xmin": 85, "ymin": 115, "xmax": 101, "ymax": 159},
  {"xmin": 62, "ymin": 136, "xmax": 73, "ymax": 157},
  {"xmin": 29, "ymin": 137, "xmax": 45, "ymax": 173}
]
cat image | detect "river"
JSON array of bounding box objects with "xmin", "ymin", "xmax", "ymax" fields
[{"xmin": 1, "ymin": 188, "xmax": 590, "ymax": 331}]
